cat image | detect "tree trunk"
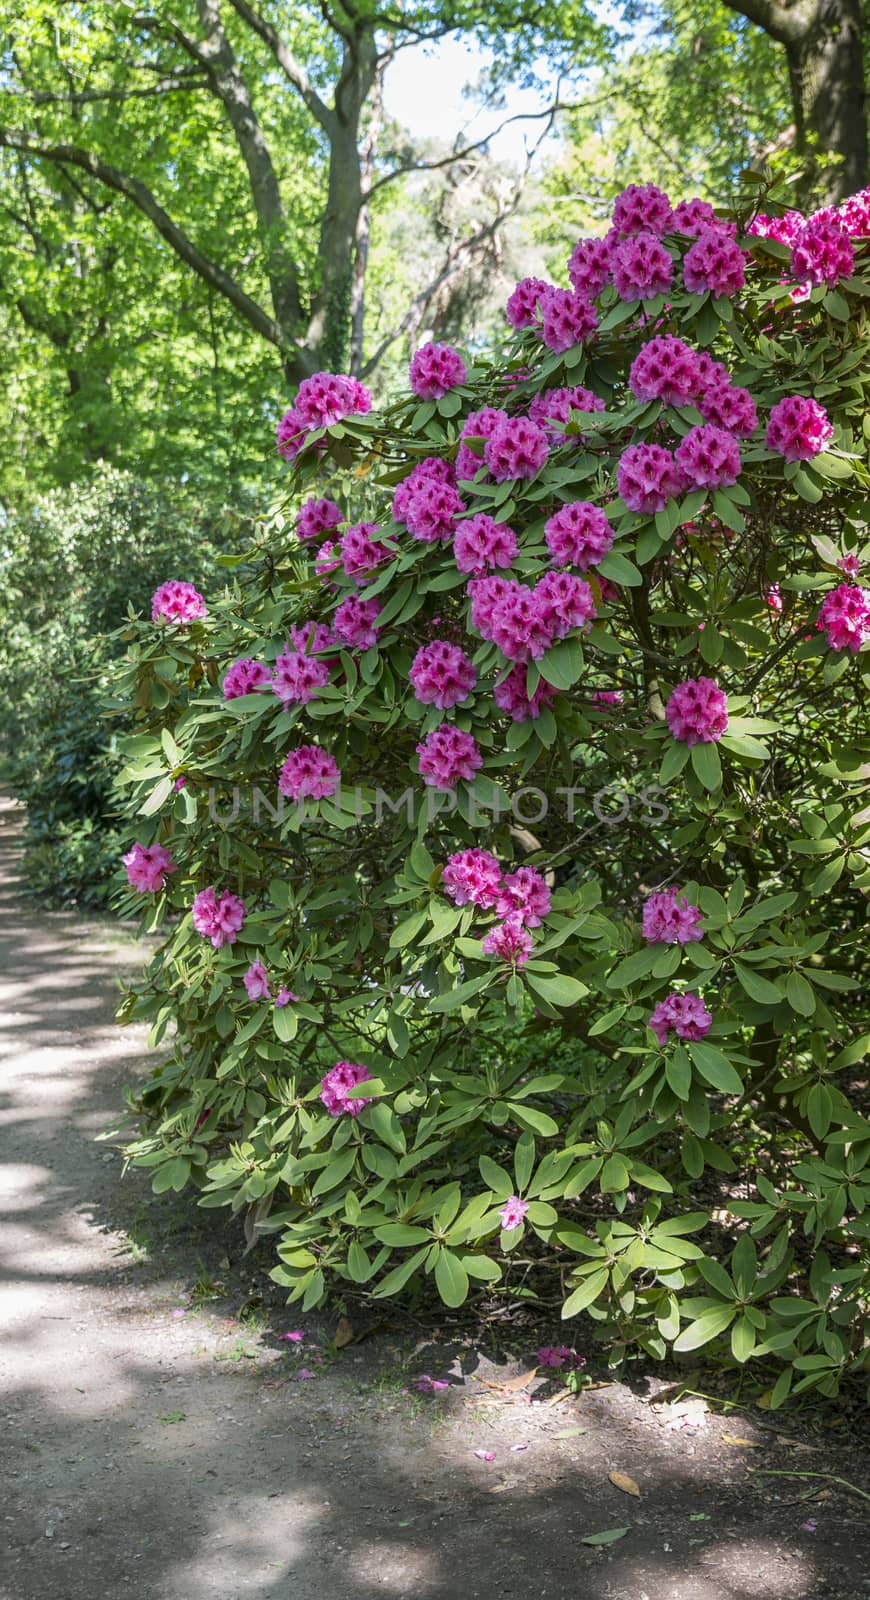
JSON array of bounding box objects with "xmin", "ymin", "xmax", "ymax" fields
[{"xmin": 785, "ymin": 0, "xmax": 867, "ymax": 202}]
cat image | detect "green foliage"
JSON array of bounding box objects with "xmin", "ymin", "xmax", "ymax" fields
[{"xmin": 115, "ymin": 193, "xmax": 869, "ymax": 1402}]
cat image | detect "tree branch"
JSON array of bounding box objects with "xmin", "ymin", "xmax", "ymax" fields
[
  {"xmin": 9, "ymin": 72, "xmax": 209, "ymax": 106},
  {"xmin": 720, "ymin": 0, "xmax": 813, "ymax": 46},
  {"xmin": 222, "ymin": 0, "xmax": 336, "ymax": 131}
]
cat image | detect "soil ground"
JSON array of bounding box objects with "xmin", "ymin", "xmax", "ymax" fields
[{"xmin": 0, "ymin": 794, "xmax": 867, "ymax": 1600}]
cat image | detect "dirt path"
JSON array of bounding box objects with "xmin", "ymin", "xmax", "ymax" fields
[{"xmin": 0, "ymin": 795, "xmax": 866, "ymax": 1600}]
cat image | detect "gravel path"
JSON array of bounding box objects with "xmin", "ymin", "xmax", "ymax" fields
[{"xmin": 0, "ymin": 794, "xmax": 866, "ymax": 1600}]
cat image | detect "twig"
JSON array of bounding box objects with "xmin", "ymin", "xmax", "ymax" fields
[{"xmin": 749, "ymin": 1469, "xmax": 870, "ymax": 1501}]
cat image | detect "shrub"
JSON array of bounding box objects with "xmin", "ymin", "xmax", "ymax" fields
[{"xmin": 115, "ymin": 181, "xmax": 870, "ymax": 1405}]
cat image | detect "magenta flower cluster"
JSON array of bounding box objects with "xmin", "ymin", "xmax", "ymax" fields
[
  {"xmin": 409, "ymin": 640, "xmax": 477, "ymax": 708},
  {"xmin": 649, "ymin": 991, "xmax": 712, "ymax": 1045},
  {"xmin": 642, "ymin": 888, "xmax": 704, "ymax": 945},
  {"xmin": 493, "ymin": 665, "xmax": 557, "ymax": 723},
  {"xmin": 277, "ymin": 372, "xmax": 371, "ymax": 461},
  {"xmin": 409, "ymin": 342, "xmax": 467, "ymax": 398},
  {"xmin": 416, "ymin": 724, "xmax": 483, "ymax": 790},
  {"xmin": 278, "ymin": 745, "xmax": 341, "ymax": 801},
  {"xmin": 790, "ymin": 215, "xmax": 854, "ymax": 287},
  {"xmin": 765, "ymin": 396, "xmax": 833, "ymax": 461},
  {"xmin": 817, "ymin": 585, "xmax": 870, "ymax": 653},
  {"xmin": 471, "ymin": 572, "xmax": 596, "ymax": 665},
  {"xmin": 454, "ymin": 513, "xmax": 518, "ymax": 575},
  {"xmin": 191, "ymin": 887, "xmax": 246, "ymax": 948},
  {"xmin": 223, "ymin": 657, "xmax": 272, "ymax": 699},
  {"xmin": 123, "ymin": 841, "xmax": 177, "ymax": 894},
  {"xmin": 244, "ymin": 960, "xmax": 297, "ymax": 1007},
  {"xmin": 334, "ymin": 595, "xmax": 382, "ymax": 650},
  {"xmin": 545, "ymin": 501, "xmax": 615, "ymax": 570},
  {"xmin": 272, "ymin": 646, "xmax": 330, "ymax": 706},
  {"xmin": 151, "ymin": 581, "xmax": 206, "ymax": 625},
  {"xmin": 665, "ymin": 677, "xmax": 729, "ymax": 745},
  {"xmin": 320, "ymin": 1061, "xmax": 374, "ymax": 1118},
  {"xmin": 296, "ymin": 497, "xmax": 343, "ymax": 541}
]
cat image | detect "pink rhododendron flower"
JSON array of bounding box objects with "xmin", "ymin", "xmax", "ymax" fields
[
  {"xmin": 296, "ymin": 497, "xmax": 343, "ymax": 541},
  {"xmin": 666, "ymin": 677, "xmax": 729, "ymax": 744},
  {"xmin": 528, "ymin": 385, "xmax": 604, "ymax": 442},
  {"xmin": 484, "ymin": 416, "xmax": 550, "ymax": 482},
  {"xmin": 468, "ymin": 573, "xmax": 511, "ymax": 633},
  {"xmin": 340, "ymin": 522, "xmax": 392, "ymax": 581},
  {"xmin": 244, "ymin": 959, "xmax": 272, "ymax": 1001},
  {"xmin": 192, "ymin": 887, "xmax": 246, "ymax": 948},
  {"xmin": 817, "ymin": 585, "xmax": 870, "ymax": 652},
  {"xmin": 642, "ymin": 888, "xmax": 704, "ymax": 945},
  {"xmin": 611, "ymin": 232, "xmax": 674, "ymax": 301},
  {"xmin": 591, "ymin": 689, "xmax": 623, "ymax": 707},
  {"xmin": 415, "ymin": 1374, "xmax": 450, "ymax": 1393},
  {"xmin": 496, "ymin": 866, "xmax": 551, "ymax": 928},
  {"xmin": 649, "ymin": 991, "xmax": 713, "ymax": 1044},
  {"xmin": 697, "ymin": 379, "xmax": 758, "ymax": 438},
  {"xmin": 123, "ymin": 841, "xmax": 177, "ymax": 894},
  {"xmin": 617, "ymin": 442, "xmax": 684, "ymax": 513},
  {"xmin": 294, "ymin": 372, "xmax": 372, "ymax": 429},
  {"xmin": 535, "ymin": 571, "xmax": 597, "ymax": 637},
  {"xmin": 498, "ymin": 1194, "xmax": 530, "ymax": 1229},
  {"xmin": 455, "ymin": 407, "xmax": 508, "ymax": 482},
  {"xmin": 319, "ymin": 1060, "xmax": 373, "ymax": 1117},
  {"xmin": 537, "ymin": 1346, "xmax": 586, "ymax": 1369},
  {"xmin": 453, "ymin": 512, "xmax": 518, "ymax": 575},
  {"xmin": 409, "ymin": 640, "xmax": 477, "ymax": 708},
  {"xmin": 672, "ymin": 198, "xmax": 733, "ymax": 237},
  {"xmin": 545, "ymin": 501, "xmax": 615, "ymax": 570},
  {"xmin": 278, "ymin": 745, "xmax": 341, "ymax": 801},
  {"xmin": 416, "ymin": 724, "xmax": 483, "ymax": 789},
  {"xmin": 280, "ymin": 1330, "xmax": 305, "ymax": 1343},
  {"xmin": 289, "ymin": 620, "xmax": 334, "ymax": 656},
  {"xmin": 505, "ymin": 276, "xmax": 550, "ymax": 328},
  {"xmin": 314, "ymin": 541, "xmax": 341, "ymax": 581},
  {"xmin": 567, "ymin": 235, "xmax": 613, "ymax": 295},
  {"xmin": 675, "ymin": 423, "xmax": 741, "ymax": 489},
  {"xmin": 767, "ymin": 584, "xmax": 783, "ymax": 613},
  {"xmin": 392, "ymin": 456, "xmax": 455, "ymax": 522},
  {"xmin": 272, "ymin": 647, "xmax": 330, "ymax": 705},
  {"xmin": 838, "ymin": 553, "xmax": 862, "ymax": 579},
  {"xmin": 442, "ymin": 847, "xmax": 503, "ymax": 908},
  {"xmin": 538, "ymin": 287, "xmax": 598, "ymax": 353},
  {"xmin": 405, "ymin": 479, "xmax": 466, "ymax": 542},
  {"xmin": 482, "ymin": 915, "xmax": 533, "ymax": 968},
  {"xmin": 493, "ymin": 664, "xmax": 557, "ymax": 722},
  {"xmin": 612, "ymin": 182, "xmax": 674, "ymax": 237},
  {"xmin": 333, "ymin": 595, "xmax": 382, "ymax": 650},
  {"xmin": 629, "ymin": 335, "xmax": 702, "ymax": 407},
  {"xmin": 151, "ymin": 581, "xmax": 207, "ymax": 625},
  {"xmin": 683, "ymin": 230, "xmax": 747, "ymax": 296},
  {"xmin": 790, "ymin": 215, "xmax": 854, "ymax": 286},
  {"xmin": 275, "ymin": 987, "xmax": 298, "ymax": 1008},
  {"xmin": 409, "ymin": 341, "xmax": 467, "ymax": 398},
  {"xmin": 827, "ymin": 186, "xmax": 870, "ymax": 235},
  {"xmin": 479, "ymin": 579, "xmax": 555, "ymax": 663},
  {"xmin": 223, "ymin": 657, "xmax": 272, "ymax": 699},
  {"xmin": 748, "ymin": 210, "xmax": 805, "ymax": 246},
  {"xmin": 766, "ymin": 395, "xmax": 833, "ymax": 461}
]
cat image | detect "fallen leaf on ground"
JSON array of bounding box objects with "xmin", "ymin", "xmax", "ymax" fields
[
  {"xmin": 333, "ymin": 1316, "xmax": 354, "ymax": 1348},
  {"xmin": 554, "ymin": 1426, "xmax": 588, "ymax": 1440},
  {"xmin": 609, "ymin": 1471, "xmax": 641, "ymax": 1498},
  {"xmin": 159, "ymin": 1410, "xmax": 186, "ymax": 1424},
  {"xmin": 581, "ymin": 1527, "xmax": 628, "ymax": 1546},
  {"xmin": 475, "ymin": 1368, "xmax": 539, "ymax": 1394},
  {"xmin": 722, "ymin": 1434, "xmax": 760, "ymax": 1448}
]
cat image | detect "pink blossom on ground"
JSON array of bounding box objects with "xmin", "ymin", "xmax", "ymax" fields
[
  {"xmin": 482, "ymin": 915, "xmax": 534, "ymax": 968},
  {"xmin": 672, "ymin": 198, "xmax": 732, "ymax": 237},
  {"xmin": 675, "ymin": 424, "xmax": 741, "ymax": 490},
  {"xmin": 648, "ymin": 991, "xmax": 713, "ymax": 1045},
  {"xmin": 496, "ymin": 866, "xmax": 551, "ymax": 928},
  {"xmin": 409, "ymin": 640, "xmax": 477, "ymax": 708},
  {"xmin": 683, "ymin": 230, "xmax": 747, "ymax": 296},
  {"xmin": 567, "ymin": 235, "xmax": 613, "ymax": 295},
  {"xmin": 340, "ymin": 522, "xmax": 392, "ymax": 581},
  {"xmin": 498, "ymin": 1194, "xmax": 530, "ymax": 1229},
  {"xmin": 289, "ymin": 620, "xmax": 334, "ymax": 656},
  {"xmin": 817, "ymin": 585, "xmax": 870, "ymax": 652},
  {"xmin": 505, "ymin": 277, "xmax": 550, "ymax": 328},
  {"xmin": 537, "ymin": 1346, "xmax": 586, "ymax": 1369},
  {"xmin": 766, "ymin": 395, "xmax": 833, "ymax": 461},
  {"xmin": 666, "ymin": 677, "xmax": 729, "ymax": 745},
  {"xmin": 455, "ymin": 407, "xmax": 509, "ymax": 482},
  {"xmin": 473, "ymin": 1450, "xmax": 496, "ymax": 1461},
  {"xmin": 333, "ymin": 595, "xmax": 382, "ymax": 650},
  {"xmin": 405, "ymin": 479, "xmax": 466, "ymax": 542},
  {"xmin": 642, "ymin": 887, "xmax": 704, "ymax": 945},
  {"xmin": 191, "ymin": 888, "xmax": 246, "ymax": 949},
  {"xmin": 629, "ymin": 335, "xmax": 702, "ymax": 406},
  {"xmin": 296, "ymin": 1369, "xmax": 317, "ymax": 1381},
  {"xmin": 272, "ymin": 648, "xmax": 330, "ymax": 705},
  {"xmin": 244, "ymin": 959, "xmax": 272, "ymax": 1001},
  {"xmin": 790, "ymin": 215, "xmax": 854, "ymax": 286},
  {"xmin": 612, "ymin": 182, "xmax": 674, "ymax": 237},
  {"xmin": 494, "ymin": 664, "xmax": 557, "ymax": 722},
  {"xmin": 416, "ymin": 724, "xmax": 483, "ymax": 789},
  {"xmin": 392, "ymin": 457, "xmax": 455, "ymax": 522},
  {"xmin": 618, "ymin": 442, "xmax": 684, "ymax": 513},
  {"xmin": 123, "ymin": 841, "xmax": 177, "ymax": 894},
  {"xmin": 278, "ymin": 745, "xmax": 341, "ymax": 801},
  {"xmin": 409, "ymin": 341, "xmax": 467, "ymax": 398},
  {"xmin": 611, "ymin": 232, "xmax": 674, "ymax": 301},
  {"xmin": 535, "ymin": 571, "xmax": 597, "ymax": 638},
  {"xmin": 296, "ymin": 497, "xmax": 343, "ymax": 541},
  {"xmin": 454, "ymin": 513, "xmax": 518, "ymax": 575},
  {"xmin": 442, "ymin": 847, "xmax": 503, "ymax": 908},
  {"xmin": 415, "ymin": 1375, "xmax": 450, "ymax": 1393},
  {"xmin": 545, "ymin": 502, "xmax": 615, "ymax": 570},
  {"xmin": 697, "ymin": 380, "xmax": 758, "ymax": 438},
  {"xmin": 151, "ymin": 581, "xmax": 206, "ymax": 625},
  {"xmin": 538, "ymin": 287, "xmax": 598, "ymax": 352},
  {"xmin": 484, "ymin": 416, "xmax": 549, "ymax": 482},
  {"xmin": 280, "ymin": 1330, "xmax": 305, "ymax": 1343},
  {"xmin": 223, "ymin": 657, "xmax": 272, "ymax": 699},
  {"xmin": 528, "ymin": 385, "xmax": 605, "ymax": 442},
  {"xmin": 319, "ymin": 1060, "xmax": 373, "ymax": 1117}
]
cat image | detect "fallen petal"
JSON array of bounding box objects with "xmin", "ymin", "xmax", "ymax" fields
[{"xmin": 473, "ymin": 1449, "xmax": 496, "ymax": 1461}]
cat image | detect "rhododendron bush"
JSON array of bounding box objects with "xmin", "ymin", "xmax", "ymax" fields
[{"xmin": 115, "ymin": 182, "xmax": 870, "ymax": 1404}]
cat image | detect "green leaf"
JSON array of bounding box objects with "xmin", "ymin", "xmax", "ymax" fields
[
  {"xmin": 539, "ymin": 636, "xmax": 584, "ymax": 689},
  {"xmin": 691, "ymin": 741, "xmax": 722, "ymax": 791},
  {"xmin": 688, "ymin": 1041, "xmax": 743, "ymax": 1094},
  {"xmin": 526, "ymin": 972, "xmax": 589, "ymax": 1006},
  {"xmin": 312, "ymin": 1148, "xmax": 356, "ymax": 1196},
  {"xmin": 514, "ymin": 1132, "xmax": 535, "ymax": 1194},
  {"xmin": 666, "ymin": 1048, "xmax": 692, "ymax": 1101},
  {"xmin": 374, "ymin": 1223, "xmax": 432, "ymax": 1246},
  {"xmin": 479, "ymin": 1154, "xmax": 514, "ymax": 1196},
  {"xmin": 580, "ymin": 1528, "xmax": 629, "ymax": 1546},
  {"xmin": 673, "ymin": 1303, "xmax": 736, "ymax": 1351},
  {"xmin": 139, "ymin": 774, "xmax": 172, "ymax": 816},
  {"xmin": 273, "ymin": 1004, "xmax": 298, "ymax": 1042},
  {"xmin": 607, "ymin": 947, "xmax": 660, "ymax": 988},
  {"xmin": 347, "ymin": 1241, "xmax": 373, "ymax": 1282},
  {"xmin": 733, "ymin": 961, "xmax": 782, "ymax": 1005},
  {"xmin": 786, "ymin": 971, "xmax": 816, "ymax": 1016},
  {"xmin": 561, "ymin": 1267, "xmax": 609, "ymax": 1319},
  {"xmin": 434, "ymin": 1248, "xmax": 469, "ymax": 1307},
  {"xmin": 389, "ymin": 910, "xmax": 428, "ymax": 949},
  {"xmin": 596, "ymin": 551, "xmax": 642, "ymax": 586},
  {"xmin": 731, "ymin": 1313, "xmax": 757, "ymax": 1363}
]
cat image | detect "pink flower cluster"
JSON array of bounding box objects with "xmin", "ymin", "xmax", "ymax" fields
[
  {"xmin": 790, "ymin": 215, "xmax": 854, "ymax": 286},
  {"xmin": 498, "ymin": 1194, "xmax": 529, "ymax": 1229},
  {"xmin": 528, "ymin": 385, "xmax": 604, "ymax": 442},
  {"xmin": 611, "ymin": 232, "xmax": 673, "ymax": 301},
  {"xmin": 123, "ymin": 841, "xmax": 177, "ymax": 894},
  {"xmin": 642, "ymin": 887, "xmax": 704, "ymax": 945},
  {"xmin": 409, "ymin": 342, "xmax": 467, "ymax": 398},
  {"xmin": 673, "ymin": 198, "xmax": 733, "ymax": 237},
  {"xmin": 244, "ymin": 959, "xmax": 297, "ymax": 1007},
  {"xmin": 683, "ymin": 230, "xmax": 747, "ymax": 297},
  {"xmin": 748, "ymin": 210, "xmax": 805, "ymax": 247},
  {"xmin": 538, "ymin": 1345, "xmax": 586, "ymax": 1369},
  {"xmin": 393, "ymin": 456, "xmax": 455, "ymax": 521},
  {"xmin": 617, "ymin": 442, "xmax": 684, "ymax": 514},
  {"xmin": 545, "ymin": 502, "xmax": 615, "ymax": 570},
  {"xmin": 409, "ymin": 640, "xmax": 477, "ymax": 708},
  {"xmin": 665, "ymin": 677, "xmax": 729, "ymax": 745},
  {"xmin": 319, "ymin": 1060, "xmax": 373, "ymax": 1118},
  {"xmin": 567, "ymin": 236, "xmax": 613, "ymax": 296},
  {"xmin": 613, "ymin": 182, "xmax": 674, "ymax": 237},
  {"xmin": 223, "ymin": 657, "xmax": 272, "ymax": 699},
  {"xmin": 191, "ymin": 887, "xmax": 246, "ymax": 948},
  {"xmin": 484, "ymin": 416, "xmax": 549, "ymax": 482},
  {"xmin": 340, "ymin": 522, "xmax": 392, "ymax": 581},
  {"xmin": 629, "ymin": 335, "xmax": 702, "ymax": 407},
  {"xmin": 506, "ymin": 276, "xmax": 550, "ymax": 329},
  {"xmin": 471, "ymin": 574, "xmax": 595, "ymax": 664},
  {"xmin": 454, "ymin": 513, "xmax": 518, "ymax": 575},
  {"xmin": 151, "ymin": 581, "xmax": 206, "ymax": 625},
  {"xmin": 455, "ymin": 408, "xmax": 507, "ymax": 481},
  {"xmin": 817, "ymin": 585, "xmax": 870, "ymax": 653},
  {"xmin": 496, "ymin": 866, "xmax": 551, "ymax": 927},
  {"xmin": 493, "ymin": 665, "xmax": 557, "ymax": 722},
  {"xmin": 289, "ymin": 620, "xmax": 334, "ymax": 656},
  {"xmin": 675, "ymin": 423, "xmax": 741, "ymax": 490},
  {"xmin": 278, "ymin": 744, "xmax": 341, "ymax": 800},
  {"xmin": 538, "ymin": 287, "xmax": 598, "ymax": 352},
  {"xmin": 406, "ymin": 479, "xmax": 466, "ymax": 542},
  {"xmin": 272, "ymin": 646, "xmax": 330, "ymax": 705},
  {"xmin": 296, "ymin": 497, "xmax": 343, "ymax": 541},
  {"xmin": 333, "ymin": 594, "xmax": 382, "ymax": 650},
  {"xmin": 649, "ymin": 991, "xmax": 712, "ymax": 1045},
  {"xmin": 766, "ymin": 396, "xmax": 832, "ymax": 461},
  {"xmin": 442, "ymin": 848, "xmax": 503, "ymax": 908},
  {"xmin": 277, "ymin": 372, "xmax": 371, "ymax": 460},
  {"xmin": 416, "ymin": 724, "xmax": 482, "ymax": 789}
]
